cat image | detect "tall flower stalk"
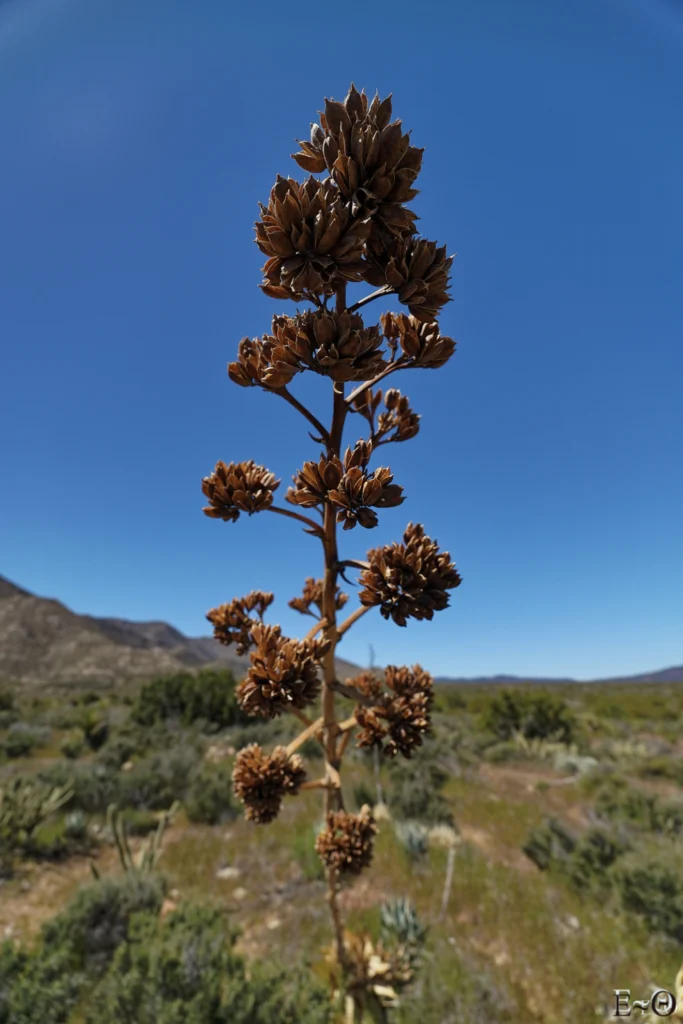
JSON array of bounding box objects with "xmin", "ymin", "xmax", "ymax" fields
[{"xmin": 201, "ymin": 84, "xmax": 461, "ymax": 1017}]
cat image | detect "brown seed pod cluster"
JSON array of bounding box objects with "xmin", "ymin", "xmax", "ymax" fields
[
  {"xmin": 353, "ymin": 664, "xmax": 434, "ymax": 758},
  {"xmin": 202, "ymin": 461, "xmax": 279, "ymax": 522},
  {"xmin": 206, "ymin": 591, "xmax": 274, "ymax": 654},
  {"xmin": 236, "ymin": 623, "xmax": 330, "ymax": 718},
  {"xmin": 287, "ymin": 441, "xmax": 404, "ymax": 530},
  {"xmin": 289, "ymin": 578, "xmax": 348, "ymax": 618},
  {"xmin": 315, "ymin": 805, "xmax": 377, "ymax": 875},
  {"xmin": 352, "ymin": 387, "xmax": 421, "ymax": 445},
  {"xmin": 232, "ymin": 744, "xmax": 306, "ymax": 823},
  {"xmin": 381, "ymin": 312, "xmax": 455, "ymax": 369},
  {"xmin": 292, "ymin": 84, "xmax": 423, "ymax": 253},
  {"xmin": 255, "ymin": 176, "xmax": 371, "ymax": 301},
  {"xmin": 368, "ymin": 238, "xmax": 453, "ymax": 322},
  {"xmin": 359, "ymin": 523, "xmax": 462, "ymax": 626}
]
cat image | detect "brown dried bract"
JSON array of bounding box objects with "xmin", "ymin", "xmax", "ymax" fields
[
  {"xmin": 289, "ymin": 577, "xmax": 348, "ymax": 618},
  {"xmin": 206, "ymin": 591, "xmax": 274, "ymax": 655},
  {"xmin": 286, "ymin": 441, "xmax": 404, "ymax": 530},
  {"xmin": 228, "ymin": 334, "xmax": 301, "ymax": 390},
  {"xmin": 292, "ymin": 84, "xmax": 423, "ymax": 250},
  {"xmin": 255, "ymin": 176, "xmax": 371, "ymax": 301},
  {"xmin": 315, "ymin": 805, "xmax": 377, "ymax": 875},
  {"xmin": 367, "ymin": 238, "xmax": 453, "ymax": 322},
  {"xmin": 232, "ymin": 743, "xmax": 306, "ymax": 824},
  {"xmin": 359, "ymin": 523, "xmax": 461, "ymax": 626},
  {"xmin": 381, "ymin": 313, "xmax": 455, "ymax": 369},
  {"xmin": 354, "ymin": 664, "xmax": 433, "ymax": 758},
  {"xmin": 202, "ymin": 461, "xmax": 279, "ymax": 522},
  {"xmin": 236, "ymin": 623, "xmax": 330, "ymax": 718}
]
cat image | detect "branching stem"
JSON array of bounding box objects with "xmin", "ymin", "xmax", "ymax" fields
[
  {"xmin": 347, "ymin": 285, "xmax": 394, "ymax": 314},
  {"xmin": 337, "ymin": 604, "xmax": 371, "ymax": 639},
  {"xmin": 276, "ymin": 386, "xmax": 330, "ymax": 444},
  {"xmin": 268, "ymin": 505, "xmax": 323, "ymax": 534}
]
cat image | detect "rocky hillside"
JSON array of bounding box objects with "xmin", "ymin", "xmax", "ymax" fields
[{"xmin": 0, "ymin": 576, "xmax": 359, "ymax": 690}]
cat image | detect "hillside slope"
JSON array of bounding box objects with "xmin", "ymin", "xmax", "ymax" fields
[{"xmin": 0, "ymin": 576, "xmax": 359, "ymax": 689}]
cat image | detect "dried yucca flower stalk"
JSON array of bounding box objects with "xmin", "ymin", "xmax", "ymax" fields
[{"xmin": 201, "ymin": 82, "xmax": 461, "ymax": 1017}]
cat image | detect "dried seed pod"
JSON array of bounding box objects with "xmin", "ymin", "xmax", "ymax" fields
[
  {"xmin": 315, "ymin": 805, "xmax": 377, "ymax": 875},
  {"xmin": 236, "ymin": 623, "xmax": 330, "ymax": 718},
  {"xmin": 206, "ymin": 591, "xmax": 274, "ymax": 654},
  {"xmin": 368, "ymin": 238, "xmax": 453, "ymax": 322},
  {"xmin": 292, "ymin": 84, "xmax": 423, "ymax": 248},
  {"xmin": 286, "ymin": 442, "xmax": 404, "ymax": 530},
  {"xmin": 381, "ymin": 313, "xmax": 455, "ymax": 369},
  {"xmin": 375, "ymin": 388, "xmax": 421, "ymax": 443},
  {"xmin": 289, "ymin": 578, "xmax": 348, "ymax": 617},
  {"xmin": 359, "ymin": 523, "xmax": 461, "ymax": 626},
  {"xmin": 354, "ymin": 664, "xmax": 434, "ymax": 758},
  {"xmin": 274, "ymin": 309, "xmax": 387, "ymax": 383},
  {"xmin": 228, "ymin": 334, "xmax": 301, "ymax": 390},
  {"xmin": 202, "ymin": 461, "xmax": 280, "ymax": 522},
  {"xmin": 255, "ymin": 176, "xmax": 371, "ymax": 301},
  {"xmin": 232, "ymin": 744, "xmax": 306, "ymax": 824}
]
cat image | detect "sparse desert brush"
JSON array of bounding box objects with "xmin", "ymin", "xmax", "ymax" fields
[{"xmin": 200, "ymin": 82, "xmax": 460, "ymax": 1017}]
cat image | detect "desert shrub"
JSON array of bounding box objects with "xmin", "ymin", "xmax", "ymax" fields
[
  {"xmin": 132, "ymin": 669, "xmax": 249, "ymax": 731},
  {"xmin": 0, "ymin": 776, "xmax": 73, "ymax": 876},
  {"xmin": 75, "ymin": 705, "xmax": 110, "ymax": 751},
  {"xmin": 387, "ymin": 756, "xmax": 453, "ymax": 826},
  {"xmin": 60, "ymin": 730, "xmax": 86, "ymax": 760},
  {"xmin": 41, "ymin": 873, "xmax": 166, "ymax": 975},
  {"xmin": 2, "ymin": 724, "xmax": 50, "ymax": 759},
  {"xmin": 88, "ymin": 902, "xmax": 333, "ymax": 1024},
  {"xmin": 0, "ymin": 939, "xmax": 83, "ymax": 1024},
  {"xmin": 184, "ymin": 761, "xmax": 238, "ymax": 825},
  {"xmin": 37, "ymin": 761, "xmax": 117, "ymax": 814},
  {"xmin": 482, "ymin": 689, "xmax": 575, "ymax": 743},
  {"xmin": 615, "ymin": 847, "xmax": 683, "ymax": 942},
  {"xmin": 593, "ymin": 776, "xmax": 683, "ymax": 836},
  {"xmin": 523, "ymin": 817, "xmax": 626, "ymax": 896},
  {"xmin": 116, "ymin": 746, "xmax": 203, "ymax": 811},
  {"xmin": 636, "ymin": 756, "xmax": 683, "ymax": 785}
]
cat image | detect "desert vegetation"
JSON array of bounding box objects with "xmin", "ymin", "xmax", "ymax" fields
[{"xmin": 2, "ymin": 671, "xmax": 683, "ymax": 1021}]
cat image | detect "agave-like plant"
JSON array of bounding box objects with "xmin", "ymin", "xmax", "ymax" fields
[{"xmin": 201, "ymin": 83, "xmax": 461, "ymax": 1016}]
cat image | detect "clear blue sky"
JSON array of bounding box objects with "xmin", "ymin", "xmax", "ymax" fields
[{"xmin": 1, "ymin": 0, "xmax": 682, "ymax": 680}]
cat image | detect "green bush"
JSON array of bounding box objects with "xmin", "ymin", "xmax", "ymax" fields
[
  {"xmin": 523, "ymin": 816, "xmax": 626, "ymax": 897},
  {"xmin": 593, "ymin": 776, "xmax": 683, "ymax": 836},
  {"xmin": 89, "ymin": 902, "xmax": 334, "ymax": 1024},
  {"xmin": 482, "ymin": 689, "xmax": 575, "ymax": 743},
  {"xmin": 41, "ymin": 873, "xmax": 166, "ymax": 975},
  {"xmin": 0, "ymin": 938, "xmax": 83, "ymax": 1024},
  {"xmin": 60, "ymin": 731, "xmax": 86, "ymax": 760},
  {"xmin": 116, "ymin": 746, "xmax": 203, "ymax": 811},
  {"xmin": 184, "ymin": 761, "xmax": 238, "ymax": 825},
  {"xmin": 132, "ymin": 669, "xmax": 249, "ymax": 731},
  {"xmin": 1, "ymin": 724, "xmax": 51, "ymax": 760},
  {"xmin": 387, "ymin": 756, "xmax": 453, "ymax": 826},
  {"xmin": 615, "ymin": 847, "xmax": 683, "ymax": 943}
]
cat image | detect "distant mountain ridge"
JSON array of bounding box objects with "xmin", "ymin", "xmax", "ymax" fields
[
  {"xmin": 1, "ymin": 574, "xmax": 680, "ymax": 690},
  {"xmin": 434, "ymin": 667, "xmax": 683, "ymax": 685},
  {"xmin": 0, "ymin": 575, "xmax": 359, "ymax": 690}
]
